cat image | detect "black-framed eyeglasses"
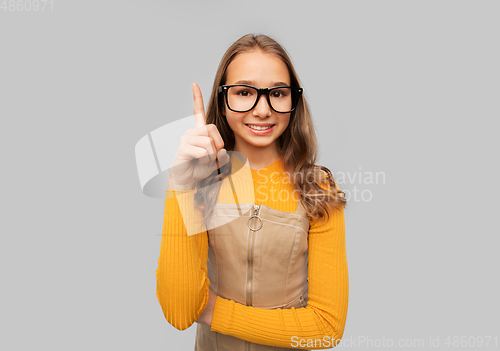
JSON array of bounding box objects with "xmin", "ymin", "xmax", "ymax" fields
[{"xmin": 218, "ymin": 84, "xmax": 303, "ymax": 113}]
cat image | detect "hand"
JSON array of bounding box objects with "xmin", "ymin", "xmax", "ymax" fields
[
  {"xmin": 196, "ymin": 288, "xmax": 217, "ymax": 326},
  {"xmin": 169, "ymin": 83, "xmax": 230, "ymax": 190}
]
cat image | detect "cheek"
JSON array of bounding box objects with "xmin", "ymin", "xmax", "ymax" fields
[
  {"xmin": 224, "ymin": 113, "xmax": 239, "ymax": 132},
  {"xmin": 226, "ymin": 111, "xmax": 244, "ymax": 127},
  {"xmin": 279, "ymin": 115, "xmax": 291, "ymax": 130}
]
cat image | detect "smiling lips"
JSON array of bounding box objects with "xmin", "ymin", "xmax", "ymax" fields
[{"xmin": 244, "ymin": 123, "xmax": 276, "ymax": 134}]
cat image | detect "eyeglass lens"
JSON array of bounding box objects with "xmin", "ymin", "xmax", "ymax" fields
[{"xmin": 227, "ymin": 86, "xmax": 294, "ymax": 112}]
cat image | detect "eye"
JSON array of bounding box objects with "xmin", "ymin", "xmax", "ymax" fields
[
  {"xmin": 271, "ymin": 89, "xmax": 288, "ymax": 98},
  {"xmin": 233, "ymin": 88, "xmax": 254, "ymax": 97},
  {"xmin": 238, "ymin": 90, "xmax": 251, "ymax": 96}
]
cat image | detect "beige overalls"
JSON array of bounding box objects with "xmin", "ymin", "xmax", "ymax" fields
[{"xmin": 194, "ymin": 197, "xmax": 311, "ymax": 351}]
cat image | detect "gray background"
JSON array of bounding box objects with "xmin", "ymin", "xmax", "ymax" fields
[{"xmin": 1, "ymin": 1, "xmax": 499, "ymax": 350}]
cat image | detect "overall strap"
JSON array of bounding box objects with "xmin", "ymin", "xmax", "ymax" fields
[{"xmin": 295, "ymin": 199, "xmax": 308, "ymax": 217}]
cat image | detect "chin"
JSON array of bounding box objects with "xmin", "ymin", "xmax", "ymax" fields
[{"xmin": 246, "ymin": 138, "xmax": 278, "ymax": 148}]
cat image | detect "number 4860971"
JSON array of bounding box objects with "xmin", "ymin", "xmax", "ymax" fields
[{"xmin": 1, "ymin": 0, "xmax": 54, "ymax": 11}]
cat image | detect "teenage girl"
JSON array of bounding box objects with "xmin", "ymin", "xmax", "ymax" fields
[{"xmin": 156, "ymin": 34, "xmax": 348, "ymax": 351}]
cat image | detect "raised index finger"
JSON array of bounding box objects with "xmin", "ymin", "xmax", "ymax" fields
[{"xmin": 192, "ymin": 82, "xmax": 206, "ymax": 128}]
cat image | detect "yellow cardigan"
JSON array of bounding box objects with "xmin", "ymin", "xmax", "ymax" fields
[{"xmin": 156, "ymin": 156, "xmax": 349, "ymax": 349}]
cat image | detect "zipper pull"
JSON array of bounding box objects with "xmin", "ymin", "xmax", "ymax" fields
[
  {"xmin": 248, "ymin": 204, "xmax": 263, "ymax": 231},
  {"xmin": 253, "ymin": 204, "xmax": 259, "ymax": 216}
]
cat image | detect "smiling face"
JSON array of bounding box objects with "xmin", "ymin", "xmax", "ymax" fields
[{"xmin": 223, "ymin": 50, "xmax": 291, "ymax": 159}]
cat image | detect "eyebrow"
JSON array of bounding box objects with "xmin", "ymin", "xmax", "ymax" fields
[{"xmin": 232, "ymin": 80, "xmax": 290, "ymax": 87}]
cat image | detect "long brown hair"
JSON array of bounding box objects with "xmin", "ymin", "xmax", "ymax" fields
[{"xmin": 194, "ymin": 33, "xmax": 347, "ymax": 227}]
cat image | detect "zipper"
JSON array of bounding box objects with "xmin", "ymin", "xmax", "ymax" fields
[
  {"xmin": 245, "ymin": 204, "xmax": 260, "ymax": 351},
  {"xmin": 246, "ymin": 204, "xmax": 261, "ymax": 307}
]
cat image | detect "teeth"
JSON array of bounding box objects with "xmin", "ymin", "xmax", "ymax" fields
[{"xmin": 248, "ymin": 124, "xmax": 273, "ymax": 130}]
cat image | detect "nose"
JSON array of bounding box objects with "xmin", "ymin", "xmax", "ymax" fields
[{"xmin": 253, "ymin": 94, "xmax": 272, "ymax": 117}]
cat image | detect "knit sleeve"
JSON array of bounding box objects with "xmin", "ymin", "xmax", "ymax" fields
[
  {"xmin": 155, "ymin": 189, "xmax": 210, "ymax": 330},
  {"xmin": 210, "ymin": 200, "xmax": 349, "ymax": 349}
]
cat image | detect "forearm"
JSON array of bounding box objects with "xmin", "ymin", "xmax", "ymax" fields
[
  {"xmin": 156, "ymin": 190, "xmax": 210, "ymax": 330},
  {"xmin": 211, "ymin": 298, "xmax": 347, "ymax": 349}
]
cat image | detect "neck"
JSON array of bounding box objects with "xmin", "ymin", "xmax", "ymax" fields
[{"xmin": 233, "ymin": 141, "xmax": 280, "ymax": 170}]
